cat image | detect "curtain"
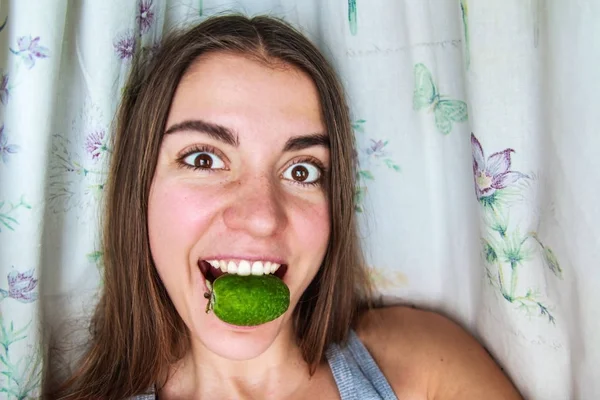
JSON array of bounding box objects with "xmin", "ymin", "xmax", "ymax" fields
[{"xmin": 0, "ymin": 0, "xmax": 597, "ymax": 398}]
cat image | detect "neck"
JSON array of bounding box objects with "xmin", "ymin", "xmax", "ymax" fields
[{"xmin": 162, "ymin": 324, "xmax": 312, "ymax": 399}]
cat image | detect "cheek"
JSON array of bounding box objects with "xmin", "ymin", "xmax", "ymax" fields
[
  {"xmin": 284, "ymin": 197, "xmax": 330, "ymax": 307},
  {"xmin": 298, "ymin": 206, "xmax": 329, "ymax": 249},
  {"xmin": 147, "ymin": 179, "xmax": 220, "ymax": 265},
  {"xmin": 287, "ymin": 195, "xmax": 330, "ymax": 266}
]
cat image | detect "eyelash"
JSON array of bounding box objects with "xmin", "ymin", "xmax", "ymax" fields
[
  {"xmin": 175, "ymin": 145, "xmax": 327, "ymax": 187},
  {"xmin": 175, "ymin": 144, "xmax": 226, "ymax": 172},
  {"xmin": 284, "ymin": 157, "xmax": 327, "ymax": 188}
]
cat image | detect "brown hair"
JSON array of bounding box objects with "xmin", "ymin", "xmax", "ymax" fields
[{"xmin": 48, "ymin": 14, "xmax": 373, "ymax": 399}]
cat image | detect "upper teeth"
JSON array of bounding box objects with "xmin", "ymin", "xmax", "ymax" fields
[{"xmin": 207, "ymin": 260, "xmax": 281, "ymax": 276}]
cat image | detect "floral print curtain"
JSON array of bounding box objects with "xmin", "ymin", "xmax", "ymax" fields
[{"xmin": 0, "ymin": 0, "xmax": 598, "ymax": 398}]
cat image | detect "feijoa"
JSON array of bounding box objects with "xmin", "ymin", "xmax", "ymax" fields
[{"xmin": 205, "ymin": 274, "xmax": 290, "ymax": 326}]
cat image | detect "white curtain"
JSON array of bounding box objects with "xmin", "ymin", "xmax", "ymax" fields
[{"xmin": 0, "ymin": 0, "xmax": 597, "ymax": 398}]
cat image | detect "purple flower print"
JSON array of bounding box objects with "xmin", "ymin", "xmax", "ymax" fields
[
  {"xmin": 0, "ymin": 269, "xmax": 38, "ymax": 303},
  {"xmin": 471, "ymin": 133, "xmax": 527, "ymax": 200},
  {"xmin": 137, "ymin": 0, "xmax": 155, "ymax": 34},
  {"xmin": 365, "ymin": 139, "xmax": 388, "ymax": 158},
  {"xmin": 0, "ymin": 71, "xmax": 9, "ymax": 105},
  {"xmin": 144, "ymin": 40, "xmax": 161, "ymax": 57},
  {"xmin": 114, "ymin": 33, "xmax": 136, "ymax": 60},
  {"xmin": 10, "ymin": 36, "xmax": 50, "ymax": 69},
  {"xmin": 85, "ymin": 129, "xmax": 106, "ymax": 160},
  {"xmin": 0, "ymin": 125, "xmax": 19, "ymax": 163}
]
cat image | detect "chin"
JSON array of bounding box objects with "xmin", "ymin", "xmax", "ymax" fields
[{"xmin": 190, "ymin": 306, "xmax": 291, "ymax": 361}]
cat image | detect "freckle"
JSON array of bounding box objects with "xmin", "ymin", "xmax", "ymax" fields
[{"xmin": 440, "ymin": 358, "xmax": 444, "ymax": 362}]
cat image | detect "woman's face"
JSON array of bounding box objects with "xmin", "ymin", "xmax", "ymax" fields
[{"xmin": 148, "ymin": 52, "xmax": 330, "ymax": 360}]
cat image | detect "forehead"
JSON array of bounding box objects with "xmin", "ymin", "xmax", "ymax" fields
[{"xmin": 167, "ymin": 52, "xmax": 325, "ymax": 138}]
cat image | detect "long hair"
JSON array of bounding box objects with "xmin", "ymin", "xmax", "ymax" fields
[{"xmin": 48, "ymin": 14, "xmax": 373, "ymax": 399}]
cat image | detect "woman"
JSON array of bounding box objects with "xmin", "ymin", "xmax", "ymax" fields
[{"xmin": 50, "ymin": 15, "xmax": 522, "ymax": 399}]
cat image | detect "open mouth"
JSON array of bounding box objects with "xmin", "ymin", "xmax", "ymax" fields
[{"xmin": 198, "ymin": 260, "xmax": 288, "ymax": 283}]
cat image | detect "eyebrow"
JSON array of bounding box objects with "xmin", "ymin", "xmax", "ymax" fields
[
  {"xmin": 164, "ymin": 119, "xmax": 239, "ymax": 146},
  {"xmin": 164, "ymin": 119, "xmax": 329, "ymax": 151},
  {"xmin": 283, "ymin": 133, "xmax": 330, "ymax": 152}
]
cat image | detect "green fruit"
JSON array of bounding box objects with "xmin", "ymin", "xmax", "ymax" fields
[{"xmin": 205, "ymin": 274, "xmax": 290, "ymax": 326}]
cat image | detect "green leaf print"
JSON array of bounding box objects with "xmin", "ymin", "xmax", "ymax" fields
[
  {"xmin": 482, "ymin": 231, "xmax": 556, "ymax": 323},
  {"xmin": 413, "ymin": 63, "xmax": 468, "ymax": 135},
  {"xmin": 351, "ymin": 119, "xmax": 366, "ymax": 132},
  {"xmin": 0, "ymin": 196, "xmax": 31, "ymax": 232},
  {"xmin": 530, "ymin": 232, "xmax": 563, "ymax": 279},
  {"xmin": 348, "ymin": 0, "xmax": 357, "ymax": 36},
  {"xmin": 354, "ymin": 171, "xmax": 371, "ymax": 213},
  {"xmin": 501, "ymin": 231, "xmax": 530, "ymax": 267},
  {"xmin": 352, "ymin": 119, "xmax": 401, "ymax": 213},
  {"xmin": 482, "ymin": 239, "xmax": 498, "ymax": 263},
  {"xmin": 474, "ymin": 134, "xmax": 560, "ymax": 323},
  {"xmin": 383, "ymin": 158, "xmax": 401, "ymax": 172},
  {"xmin": 460, "ymin": 0, "xmax": 470, "ymax": 69},
  {"xmin": 359, "ymin": 170, "xmax": 374, "ymax": 180},
  {"xmin": 86, "ymin": 250, "xmax": 102, "ymax": 264},
  {"xmin": 354, "ymin": 186, "xmax": 366, "ymax": 213},
  {"xmin": 0, "ymin": 318, "xmax": 42, "ymax": 399},
  {"xmin": 49, "ymin": 132, "xmax": 108, "ymax": 213},
  {"xmin": 87, "ymin": 250, "xmax": 105, "ymax": 286}
]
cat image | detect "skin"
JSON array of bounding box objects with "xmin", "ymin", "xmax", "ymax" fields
[
  {"xmin": 357, "ymin": 307, "xmax": 524, "ymax": 400},
  {"xmin": 148, "ymin": 52, "xmax": 331, "ymax": 398},
  {"xmin": 147, "ymin": 52, "xmax": 523, "ymax": 399}
]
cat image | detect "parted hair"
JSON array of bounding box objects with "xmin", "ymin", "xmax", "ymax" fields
[{"xmin": 48, "ymin": 14, "xmax": 373, "ymax": 399}]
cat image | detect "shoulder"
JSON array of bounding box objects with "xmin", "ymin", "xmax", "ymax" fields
[{"xmin": 355, "ymin": 306, "xmax": 523, "ymax": 400}]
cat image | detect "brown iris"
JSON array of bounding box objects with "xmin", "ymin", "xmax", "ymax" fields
[
  {"xmin": 291, "ymin": 165, "xmax": 309, "ymax": 182},
  {"xmin": 194, "ymin": 153, "xmax": 213, "ymax": 168}
]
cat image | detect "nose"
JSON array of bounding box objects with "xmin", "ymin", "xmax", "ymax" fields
[{"xmin": 222, "ymin": 176, "xmax": 287, "ymax": 238}]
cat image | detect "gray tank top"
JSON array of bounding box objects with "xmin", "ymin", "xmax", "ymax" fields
[
  {"xmin": 326, "ymin": 330, "xmax": 398, "ymax": 399},
  {"xmin": 131, "ymin": 329, "xmax": 397, "ymax": 399}
]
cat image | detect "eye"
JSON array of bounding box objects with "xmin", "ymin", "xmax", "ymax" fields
[
  {"xmin": 182, "ymin": 151, "xmax": 225, "ymax": 170},
  {"xmin": 282, "ymin": 161, "xmax": 322, "ymax": 185}
]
